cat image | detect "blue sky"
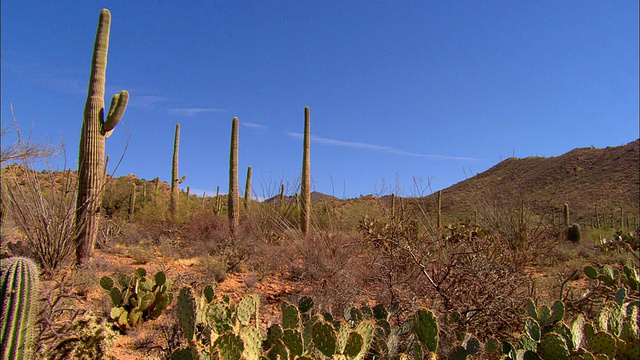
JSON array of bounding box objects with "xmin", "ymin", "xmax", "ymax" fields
[{"xmin": 2, "ymin": 1, "xmax": 638, "ymax": 199}]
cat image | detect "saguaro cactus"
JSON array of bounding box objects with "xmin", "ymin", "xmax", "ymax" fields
[
  {"xmin": 129, "ymin": 183, "xmax": 136, "ymax": 220},
  {"xmin": 244, "ymin": 166, "xmax": 252, "ymax": 210},
  {"xmin": 436, "ymin": 190, "xmax": 442, "ymax": 230},
  {"xmin": 170, "ymin": 123, "xmax": 186, "ymax": 220},
  {"xmin": 563, "ymin": 203, "xmax": 570, "ymax": 227},
  {"xmin": 75, "ymin": 9, "xmax": 129, "ymax": 265},
  {"xmin": 228, "ymin": 117, "xmax": 239, "ymax": 235},
  {"xmin": 301, "ymin": 106, "xmax": 311, "ymax": 235},
  {"xmin": 1, "ymin": 257, "xmax": 40, "ymax": 360}
]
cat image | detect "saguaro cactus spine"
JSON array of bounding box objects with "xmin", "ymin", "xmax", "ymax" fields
[
  {"xmin": 170, "ymin": 123, "xmax": 186, "ymax": 219},
  {"xmin": 228, "ymin": 117, "xmax": 239, "ymax": 235},
  {"xmin": 244, "ymin": 166, "xmax": 252, "ymax": 210},
  {"xmin": 1, "ymin": 257, "xmax": 40, "ymax": 360},
  {"xmin": 75, "ymin": 9, "xmax": 129, "ymax": 265},
  {"xmin": 301, "ymin": 106, "xmax": 311, "ymax": 235}
]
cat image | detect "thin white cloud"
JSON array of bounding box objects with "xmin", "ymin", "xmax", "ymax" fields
[
  {"xmin": 286, "ymin": 132, "xmax": 482, "ymax": 161},
  {"xmin": 168, "ymin": 108, "xmax": 230, "ymax": 116},
  {"xmin": 242, "ymin": 122, "xmax": 267, "ymax": 129}
]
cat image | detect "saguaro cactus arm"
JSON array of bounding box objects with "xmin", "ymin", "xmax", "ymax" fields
[{"xmin": 103, "ymin": 90, "xmax": 129, "ymax": 137}]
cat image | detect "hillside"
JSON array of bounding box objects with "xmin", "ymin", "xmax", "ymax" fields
[{"xmin": 424, "ymin": 140, "xmax": 639, "ymax": 225}]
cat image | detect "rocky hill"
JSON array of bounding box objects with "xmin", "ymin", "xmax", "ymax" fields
[{"xmin": 423, "ymin": 140, "xmax": 639, "ymax": 225}]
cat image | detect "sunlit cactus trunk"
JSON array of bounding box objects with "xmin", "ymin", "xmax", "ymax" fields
[
  {"xmin": 301, "ymin": 106, "xmax": 311, "ymax": 235},
  {"xmin": 1, "ymin": 257, "xmax": 40, "ymax": 360},
  {"xmin": 228, "ymin": 117, "xmax": 239, "ymax": 235},
  {"xmin": 170, "ymin": 123, "xmax": 186, "ymax": 220},
  {"xmin": 75, "ymin": 9, "xmax": 128, "ymax": 265},
  {"xmin": 244, "ymin": 166, "xmax": 252, "ymax": 210}
]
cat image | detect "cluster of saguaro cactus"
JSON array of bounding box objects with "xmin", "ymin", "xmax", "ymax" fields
[
  {"xmin": 99, "ymin": 267, "xmax": 173, "ymax": 331},
  {"xmin": 75, "ymin": 8, "xmax": 129, "ymax": 265},
  {"xmin": 170, "ymin": 123, "xmax": 186, "ymax": 220},
  {"xmin": 228, "ymin": 117, "xmax": 240, "ymax": 235},
  {"xmin": 301, "ymin": 106, "xmax": 311, "ymax": 236},
  {"xmin": 1, "ymin": 257, "xmax": 40, "ymax": 360}
]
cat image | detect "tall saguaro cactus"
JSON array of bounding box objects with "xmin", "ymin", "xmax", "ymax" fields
[
  {"xmin": 301, "ymin": 106, "xmax": 311, "ymax": 235},
  {"xmin": 170, "ymin": 123, "xmax": 186, "ymax": 220},
  {"xmin": 228, "ymin": 117, "xmax": 239, "ymax": 235},
  {"xmin": 75, "ymin": 9, "xmax": 129, "ymax": 265},
  {"xmin": 244, "ymin": 166, "xmax": 252, "ymax": 210},
  {"xmin": 436, "ymin": 190, "xmax": 442, "ymax": 230},
  {"xmin": 1, "ymin": 257, "xmax": 40, "ymax": 360}
]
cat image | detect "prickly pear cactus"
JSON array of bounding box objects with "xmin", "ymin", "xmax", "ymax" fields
[{"xmin": 100, "ymin": 267, "xmax": 172, "ymax": 330}]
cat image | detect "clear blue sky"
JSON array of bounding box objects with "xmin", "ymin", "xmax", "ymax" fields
[{"xmin": 2, "ymin": 1, "xmax": 638, "ymax": 199}]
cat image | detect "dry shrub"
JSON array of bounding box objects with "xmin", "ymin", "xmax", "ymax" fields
[{"xmin": 1, "ymin": 166, "xmax": 79, "ymax": 276}]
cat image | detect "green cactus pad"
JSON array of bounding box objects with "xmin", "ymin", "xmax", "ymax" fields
[
  {"xmin": 589, "ymin": 331, "xmax": 616, "ymax": 359},
  {"xmin": 135, "ymin": 267, "xmax": 147, "ymax": 278},
  {"xmin": 212, "ymin": 332, "xmax": 244, "ymax": 360},
  {"xmin": 282, "ymin": 303, "xmax": 301, "ymax": 329},
  {"xmin": 110, "ymin": 306, "xmax": 125, "ymax": 320},
  {"xmin": 517, "ymin": 334, "xmax": 538, "ymax": 352},
  {"xmin": 298, "ymin": 296, "xmax": 314, "ymax": 313},
  {"xmin": 171, "ymin": 348, "xmax": 197, "ymax": 360},
  {"xmin": 485, "ymin": 337, "xmax": 500, "ymax": 353},
  {"xmin": 110, "ymin": 287, "xmax": 123, "ymax": 306},
  {"xmin": 265, "ymin": 339, "xmax": 288, "ymax": 360},
  {"xmin": 450, "ymin": 345, "xmax": 468, "ymax": 360},
  {"xmin": 204, "ymin": 285, "xmax": 216, "ymax": 303},
  {"xmin": 312, "ymin": 321, "xmax": 337, "ymax": 357},
  {"xmin": 526, "ymin": 298, "xmax": 538, "ymax": 320},
  {"xmin": 617, "ymin": 338, "xmax": 639, "ymax": 360},
  {"xmin": 100, "ymin": 276, "xmax": 114, "ymax": 291},
  {"xmin": 598, "ymin": 301, "xmax": 622, "ymax": 336},
  {"xmin": 282, "ymin": 329, "xmax": 303, "ymax": 357},
  {"xmin": 240, "ymin": 326, "xmax": 262, "ymax": 360},
  {"xmin": 525, "ymin": 317, "xmax": 542, "ymax": 342},
  {"xmin": 154, "ymin": 271, "xmax": 166, "ymax": 286},
  {"xmin": 521, "ymin": 350, "xmax": 541, "ymax": 360},
  {"xmin": 550, "ymin": 300, "xmax": 566, "ymax": 324},
  {"xmin": 554, "ymin": 322, "xmax": 575, "ymax": 351},
  {"xmin": 237, "ymin": 295, "xmax": 257, "ymax": 326},
  {"xmin": 343, "ymin": 331, "xmax": 364, "ymax": 358},
  {"xmin": 537, "ymin": 332, "xmax": 569, "ymax": 359},
  {"xmin": 572, "ymin": 314, "xmax": 586, "ymax": 351},
  {"xmin": 538, "ymin": 305, "xmax": 552, "ymax": 328},
  {"xmin": 177, "ymin": 287, "xmax": 197, "ymax": 342},
  {"xmin": 584, "ymin": 266, "xmax": 599, "ymax": 280},
  {"xmin": 465, "ymin": 337, "xmax": 481, "ymax": 355},
  {"xmin": 372, "ymin": 304, "xmax": 388, "ymax": 320},
  {"xmin": 413, "ymin": 308, "xmax": 439, "ymax": 353}
]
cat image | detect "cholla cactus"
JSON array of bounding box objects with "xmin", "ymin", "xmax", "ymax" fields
[
  {"xmin": 75, "ymin": 9, "xmax": 129, "ymax": 265},
  {"xmin": 1, "ymin": 257, "xmax": 40, "ymax": 360}
]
